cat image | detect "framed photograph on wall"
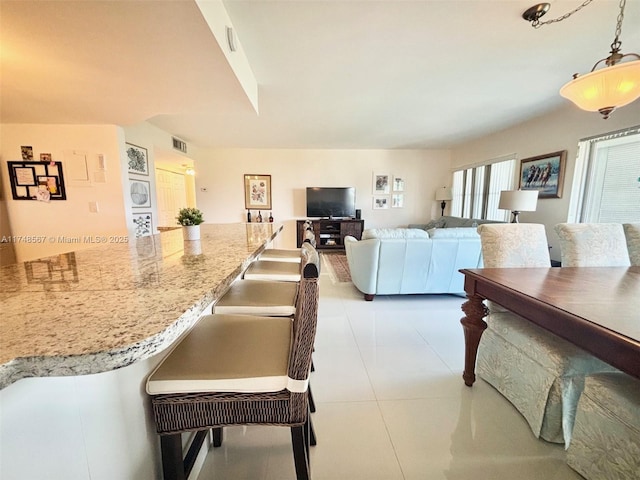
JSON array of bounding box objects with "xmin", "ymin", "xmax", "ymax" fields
[
  {"xmin": 393, "ymin": 176, "xmax": 405, "ymax": 192},
  {"xmin": 518, "ymin": 150, "xmax": 567, "ymax": 199},
  {"xmin": 391, "ymin": 194, "xmax": 404, "ymax": 208},
  {"xmin": 244, "ymin": 174, "xmax": 272, "ymax": 210},
  {"xmin": 126, "ymin": 143, "xmax": 149, "ymax": 176},
  {"xmin": 373, "ymin": 196, "xmax": 389, "ymax": 209},
  {"xmin": 373, "ymin": 173, "xmax": 390, "ymax": 194},
  {"xmin": 129, "ymin": 178, "xmax": 151, "ymax": 208}
]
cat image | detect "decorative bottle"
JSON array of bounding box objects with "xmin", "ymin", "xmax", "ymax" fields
[
  {"xmin": 247, "ymin": 209, "xmax": 252, "ymax": 223},
  {"xmin": 257, "ymin": 210, "xmax": 263, "ymax": 223},
  {"xmin": 268, "ymin": 211, "xmax": 274, "ymax": 222}
]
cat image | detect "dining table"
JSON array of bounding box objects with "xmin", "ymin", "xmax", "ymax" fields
[{"xmin": 459, "ymin": 266, "xmax": 640, "ymax": 386}]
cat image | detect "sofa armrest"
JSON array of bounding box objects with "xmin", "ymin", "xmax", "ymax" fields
[{"xmin": 344, "ymin": 235, "xmax": 380, "ymax": 295}]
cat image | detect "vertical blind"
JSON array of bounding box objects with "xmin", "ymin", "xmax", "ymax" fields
[{"xmin": 451, "ymin": 158, "xmax": 515, "ymax": 220}]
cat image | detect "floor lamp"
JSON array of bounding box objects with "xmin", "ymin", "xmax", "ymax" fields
[
  {"xmin": 498, "ymin": 190, "xmax": 539, "ymax": 223},
  {"xmin": 435, "ymin": 187, "xmax": 452, "ymax": 217}
]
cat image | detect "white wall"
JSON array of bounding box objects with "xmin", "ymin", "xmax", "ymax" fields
[
  {"xmin": 450, "ymin": 102, "xmax": 640, "ymax": 260},
  {"xmin": 0, "ymin": 124, "xmax": 128, "ymax": 261},
  {"xmin": 192, "ymin": 148, "xmax": 452, "ymax": 248}
]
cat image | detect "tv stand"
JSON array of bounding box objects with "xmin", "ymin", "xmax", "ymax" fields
[{"xmin": 297, "ymin": 218, "xmax": 364, "ymax": 250}]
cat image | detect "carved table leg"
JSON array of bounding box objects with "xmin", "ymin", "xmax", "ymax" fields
[{"xmin": 460, "ymin": 294, "xmax": 488, "ymax": 387}]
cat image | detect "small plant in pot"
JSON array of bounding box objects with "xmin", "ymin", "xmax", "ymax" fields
[{"xmin": 176, "ymin": 207, "xmax": 204, "ymax": 241}]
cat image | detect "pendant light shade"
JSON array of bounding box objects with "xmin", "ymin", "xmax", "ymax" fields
[
  {"xmin": 523, "ymin": 0, "xmax": 640, "ymax": 119},
  {"xmin": 560, "ymin": 60, "xmax": 640, "ymax": 118}
]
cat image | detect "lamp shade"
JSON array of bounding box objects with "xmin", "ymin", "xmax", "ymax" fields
[
  {"xmin": 435, "ymin": 187, "xmax": 452, "ymax": 201},
  {"xmin": 498, "ymin": 190, "xmax": 538, "ymax": 212},
  {"xmin": 560, "ymin": 60, "xmax": 640, "ymax": 116}
]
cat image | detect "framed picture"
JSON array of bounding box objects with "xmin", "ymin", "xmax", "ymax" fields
[
  {"xmin": 391, "ymin": 193, "xmax": 404, "ymax": 208},
  {"xmin": 393, "ymin": 176, "xmax": 405, "ymax": 192},
  {"xmin": 244, "ymin": 174, "xmax": 272, "ymax": 210},
  {"xmin": 129, "ymin": 178, "xmax": 151, "ymax": 208},
  {"xmin": 373, "ymin": 196, "xmax": 389, "ymax": 209},
  {"xmin": 7, "ymin": 161, "xmax": 67, "ymax": 200},
  {"xmin": 373, "ymin": 173, "xmax": 390, "ymax": 194},
  {"xmin": 518, "ymin": 150, "xmax": 567, "ymax": 199},
  {"xmin": 21, "ymin": 146, "xmax": 33, "ymax": 160},
  {"xmin": 133, "ymin": 212, "xmax": 153, "ymax": 237},
  {"xmin": 126, "ymin": 143, "xmax": 149, "ymax": 176}
]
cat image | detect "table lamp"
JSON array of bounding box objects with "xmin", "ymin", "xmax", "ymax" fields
[
  {"xmin": 498, "ymin": 190, "xmax": 539, "ymax": 223},
  {"xmin": 435, "ymin": 187, "xmax": 452, "ymax": 217}
]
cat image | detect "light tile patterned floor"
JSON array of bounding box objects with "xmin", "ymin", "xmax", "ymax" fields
[{"xmin": 197, "ymin": 266, "xmax": 583, "ymax": 480}]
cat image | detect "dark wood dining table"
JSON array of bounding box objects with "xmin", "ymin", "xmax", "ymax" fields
[{"xmin": 459, "ymin": 266, "xmax": 640, "ymax": 386}]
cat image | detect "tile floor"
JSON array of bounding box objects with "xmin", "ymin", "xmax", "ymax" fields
[{"xmin": 197, "ymin": 263, "xmax": 583, "ymax": 480}]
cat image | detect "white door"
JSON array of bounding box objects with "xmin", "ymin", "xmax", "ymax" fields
[{"xmin": 156, "ymin": 169, "xmax": 187, "ymax": 228}]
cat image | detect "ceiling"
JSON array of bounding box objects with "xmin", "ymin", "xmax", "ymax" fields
[{"xmin": 2, "ymin": 0, "xmax": 639, "ymax": 150}]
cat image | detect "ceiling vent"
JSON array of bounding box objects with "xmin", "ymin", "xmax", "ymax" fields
[{"xmin": 172, "ymin": 137, "xmax": 187, "ymax": 154}]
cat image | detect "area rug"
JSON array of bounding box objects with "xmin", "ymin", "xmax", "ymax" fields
[{"xmin": 322, "ymin": 253, "xmax": 352, "ymax": 283}]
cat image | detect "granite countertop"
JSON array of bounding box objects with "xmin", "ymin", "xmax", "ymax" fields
[{"xmin": 0, "ymin": 223, "xmax": 283, "ymax": 390}]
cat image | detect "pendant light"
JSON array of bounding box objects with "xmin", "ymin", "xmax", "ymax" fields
[{"xmin": 523, "ymin": 0, "xmax": 640, "ymax": 119}]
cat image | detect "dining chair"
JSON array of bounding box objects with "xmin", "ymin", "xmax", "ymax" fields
[
  {"xmin": 476, "ymin": 224, "xmax": 618, "ymax": 446},
  {"xmin": 146, "ymin": 244, "xmax": 320, "ymax": 480},
  {"xmin": 623, "ymin": 223, "xmax": 640, "ymax": 266},
  {"xmin": 554, "ymin": 223, "xmax": 630, "ymax": 267},
  {"xmin": 567, "ymin": 372, "xmax": 640, "ymax": 480}
]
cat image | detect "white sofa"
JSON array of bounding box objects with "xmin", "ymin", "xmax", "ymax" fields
[{"xmin": 344, "ymin": 227, "xmax": 482, "ymax": 300}]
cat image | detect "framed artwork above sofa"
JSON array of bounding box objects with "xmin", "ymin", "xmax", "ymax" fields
[{"xmin": 518, "ymin": 150, "xmax": 567, "ymax": 199}]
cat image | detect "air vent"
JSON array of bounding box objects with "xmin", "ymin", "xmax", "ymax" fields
[{"xmin": 172, "ymin": 137, "xmax": 187, "ymax": 154}]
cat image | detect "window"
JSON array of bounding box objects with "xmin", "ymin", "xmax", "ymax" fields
[
  {"xmin": 451, "ymin": 158, "xmax": 515, "ymax": 220},
  {"xmin": 569, "ymin": 127, "xmax": 640, "ymax": 223}
]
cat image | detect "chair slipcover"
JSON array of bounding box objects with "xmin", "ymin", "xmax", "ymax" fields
[
  {"xmin": 476, "ymin": 224, "xmax": 617, "ymax": 446},
  {"xmin": 567, "ymin": 372, "xmax": 640, "ymax": 480},
  {"xmin": 623, "ymin": 223, "xmax": 640, "ymax": 266},
  {"xmin": 554, "ymin": 223, "xmax": 630, "ymax": 267}
]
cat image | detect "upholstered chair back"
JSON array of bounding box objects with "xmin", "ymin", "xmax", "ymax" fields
[
  {"xmin": 477, "ymin": 223, "xmax": 551, "ymax": 268},
  {"xmin": 554, "ymin": 223, "xmax": 630, "ymax": 267},
  {"xmin": 623, "ymin": 223, "xmax": 640, "ymax": 266}
]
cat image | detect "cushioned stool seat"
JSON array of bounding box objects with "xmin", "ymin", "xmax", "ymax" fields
[
  {"xmin": 259, "ymin": 248, "xmax": 303, "ymax": 263},
  {"xmin": 214, "ymin": 280, "xmax": 298, "ymax": 316},
  {"xmin": 567, "ymin": 372, "xmax": 640, "ymax": 480},
  {"xmin": 243, "ymin": 260, "xmax": 301, "ymax": 282},
  {"xmin": 147, "ymin": 314, "xmax": 294, "ymax": 395}
]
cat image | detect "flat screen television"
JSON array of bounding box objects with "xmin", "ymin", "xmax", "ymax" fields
[{"xmin": 306, "ymin": 187, "xmax": 356, "ymax": 218}]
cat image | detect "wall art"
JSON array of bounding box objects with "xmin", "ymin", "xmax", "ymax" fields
[
  {"xmin": 126, "ymin": 143, "xmax": 149, "ymax": 176},
  {"xmin": 7, "ymin": 161, "xmax": 67, "ymax": 201}
]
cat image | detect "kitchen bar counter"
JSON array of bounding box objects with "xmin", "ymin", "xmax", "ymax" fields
[{"xmin": 0, "ymin": 222, "xmax": 283, "ymax": 390}]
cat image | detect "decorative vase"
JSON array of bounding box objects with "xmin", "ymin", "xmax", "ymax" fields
[
  {"xmin": 182, "ymin": 225, "xmax": 201, "ymax": 241},
  {"xmin": 183, "ymin": 239, "xmax": 202, "ymax": 256}
]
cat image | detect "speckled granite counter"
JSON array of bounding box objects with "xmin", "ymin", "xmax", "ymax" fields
[{"xmin": 0, "ymin": 223, "xmax": 283, "ymax": 390}]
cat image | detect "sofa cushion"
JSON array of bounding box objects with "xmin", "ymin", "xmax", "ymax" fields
[
  {"xmin": 362, "ymin": 228, "xmax": 429, "ymax": 240},
  {"xmin": 410, "ymin": 216, "xmax": 504, "ymax": 231},
  {"xmin": 427, "ymin": 227, "xmax": 479, "ymax": 239},
  {"xmin": 408, "ymin": 218, "xmax": 446, "ymax": 231}
]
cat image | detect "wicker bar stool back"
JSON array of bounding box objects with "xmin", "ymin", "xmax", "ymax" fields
[{"xmin": 147, "ymin": 243, "xmax": 320, "ymax": 480}]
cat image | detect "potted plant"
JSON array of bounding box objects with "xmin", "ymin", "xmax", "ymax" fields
[{"xmin": 176, "ymin": 207, "xmax": 204, "ymax": 241}]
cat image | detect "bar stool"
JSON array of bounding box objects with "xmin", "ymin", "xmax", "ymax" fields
[
  {"xmin": 147, "ymin": 245, "xmax": 320, "ymax": 480},
  {"xmin": 214, "ymin": 242, "xmax": 318, "ymax": 413},
  {"xmin": 214, "ymin": 279, "xmax": 298, "ymax": 316},
  {"xmin": 258, "ymin": 222, "xmax": 316, "ymax": 263},
  {"xmin": 245, "ymin": 241, "xmax": 319, "ymax": 282}
]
